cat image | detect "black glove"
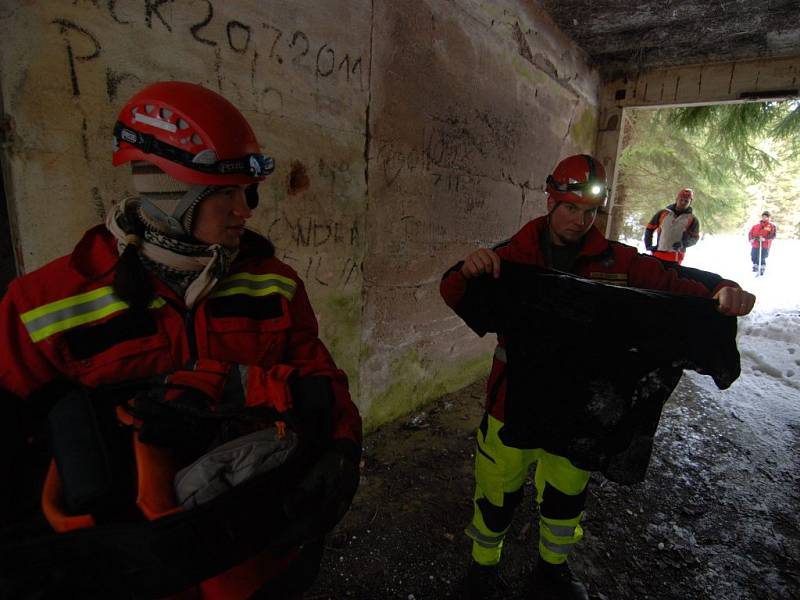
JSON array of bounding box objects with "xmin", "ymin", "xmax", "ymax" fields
[
  {"xmin": 645, "ymin": 244, "xmax": 656, "ymax": 252},
  {"xmin": 272, "ymin": 440, "xmax": 360, "ymax": 552},
  {"xmin": 292, "ymin": 440, "xmax": 360, "ymax": 526}
]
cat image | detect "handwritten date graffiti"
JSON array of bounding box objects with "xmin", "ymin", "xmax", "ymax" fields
[{"xmin": 52, "ymin": 0, "xmax": 366, "ymax": 100}]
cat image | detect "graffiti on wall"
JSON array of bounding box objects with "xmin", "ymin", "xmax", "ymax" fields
[
  {"xmin": 371, "ymin": 106, "xmax": 531, "ymax": 256},
  {"xmin": 50, "ymin": 1, "xmax": 366, "ymax": 101},
  {"xmin": 266, "ymin": 214, "xmax": 361, "ymax": 288},
  {"xmin": 32, "ymin": 1, "xmax": 369, "ymax": 291}
]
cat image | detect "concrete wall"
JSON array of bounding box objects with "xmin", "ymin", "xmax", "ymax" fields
[{"xmin": 0, "ymin": 1, "xmax": 600, "ymax": 429}]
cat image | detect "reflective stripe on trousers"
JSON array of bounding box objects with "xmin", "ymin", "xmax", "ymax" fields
[{"xmin": 468, "ymin": 413, "xmax": 589, "ymax": 566}]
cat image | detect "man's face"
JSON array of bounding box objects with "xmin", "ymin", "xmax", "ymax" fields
[
  {"xmin": 761, "ymin": 214, "xmax": 770, "ymax": 223},
  {"xmin": 192, "ymin": 185, "xmax": 255, "ymax": 248},
  {"xmin": 547, "ymin": 197, "xmax": 598, "ymax": 246},
  {"xmin": 676, "ymin": 194, "xmax": 692, "ymax": 211}
]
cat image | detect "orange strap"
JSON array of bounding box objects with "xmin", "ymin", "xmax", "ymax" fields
[
  {"xmin": 133, "ymin": 432, "xmax": 184, "ymax": 520},
  {"xmin": 41, "ymin": 460, "xmax": 96, "ymax": 533}
]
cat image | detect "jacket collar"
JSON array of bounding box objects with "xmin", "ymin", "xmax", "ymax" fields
[
  {"xmin": 667, "ymin": 203, "xmax": 693, "ymax": 215},
  {"xmin": 531, "ymin": 215, "xmax": 610, "ymax": 260},
  {"xmin": 68, "ymin": 225, "xmax": 275, "ymax": 280}
]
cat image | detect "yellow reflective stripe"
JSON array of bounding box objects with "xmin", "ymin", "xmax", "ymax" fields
[
  {"xmin": 21, "ymin": 286, "xmax": 117, "ymax": 324},
  {"xmin": 465, "ymin": 524, "xmax": 506, "ymax": 548},
  {"xmin": 22, "ymin": 288, "xmax": 166, "ymax": 343},
  {"xmin": 541, "ymin": 537, "xmax": 574, "ymax": 554},
  {"xmin": 210, "ymin": 272, "xmax": 297, "ymax": 301},
  {"xmin": 543, "ymin": 522, "xmax": 577, "ymax": 537},
  {"xmin": 29, "ymin": 300, "xmax": 128, "ymax": 342}
]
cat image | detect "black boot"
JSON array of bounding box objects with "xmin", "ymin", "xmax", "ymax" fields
[
  {"xmin": 464, "ymin": 562, "xmax": 508, "ymax": 600},
  {"xmin": 530, "ymin": 557, "xmax": 588, "ymax": 600}
]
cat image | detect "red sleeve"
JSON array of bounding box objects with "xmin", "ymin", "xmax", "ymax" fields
[
  {"xmin": 0, "ymin": 280, "xmax": 61, "ymax": 399},
  {"xmin": 440, "ymin": 224, "xmax": 540, "ymax": 310},
  {"xmin": 626, "ymin": 251, "xmax": 737, "ymax": 297},
  {"xmin": 285, "ymin": 280, "xmax": 361, "ymax": 446},
  {"xmin": 440, "ymin": 263, "xmax": 467, "ymax": 311},
  {"xmin": 748, "ymin": 224, "xmax": 758, "ymax": 241}
]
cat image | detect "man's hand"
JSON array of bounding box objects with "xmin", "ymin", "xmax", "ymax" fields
[
  {"xmin": 671, "ymin": 242, "xmax": 684, "ymax": 251},
  {"xmin": 713, "ymin": 286, "xmax": 756, "ymax": 316},
  {"xmin": 461, "ymin": 248, "xmax": 501, "ymax": 279}
]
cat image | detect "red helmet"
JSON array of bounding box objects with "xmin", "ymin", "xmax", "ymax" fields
[
  {"xmin": 546, "ymin": 154, "xmax": 608, "ymax": 207},
  {"xmin": 677, "ymin": 188, "xmax": 694, "ymax": 201},
  {"xmin": 112, "ymin": 81, "xmax": 274, "ymax": 185}
]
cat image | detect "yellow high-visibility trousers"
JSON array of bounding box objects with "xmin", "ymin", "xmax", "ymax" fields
[{"xmin": 466, "ymin": 414, "xmax": 590, "ymax": 566}]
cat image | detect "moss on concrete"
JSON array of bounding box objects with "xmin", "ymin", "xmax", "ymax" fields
[
  {"xmin": 570, "ymin": 107, "xmax": 597, "ymax": 150},
  {"xmin": 318, "ymin": 291, "xmax": 362, "ymax": 400},
  {"xmin": 362, "ymin": 349, "xmax": 492, "ymax": 431}
]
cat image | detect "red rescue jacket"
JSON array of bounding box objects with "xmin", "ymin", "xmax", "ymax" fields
[
  {"xmin": 0, "ymin": 225, "xmax": 361, "ymax": 599},
  {"xmin": 748, "ymin": 221, "xmax": 776, "ymax": 250},
  {"xmin": 440, "ymin": 216, "xmax": 734, "ymax": 424}
]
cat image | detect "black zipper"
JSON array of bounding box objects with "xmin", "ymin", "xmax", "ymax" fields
[
  {"xmin": 184, "ymin": 306, "xmax": 198, "ymax": 362},
  {"xmin": 163, "ymin": 298, "xmax": 199, "ymax": 363}
]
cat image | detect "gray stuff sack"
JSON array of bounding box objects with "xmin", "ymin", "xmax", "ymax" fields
[{"xmin": 174, "ymin": 427, "xmax": 298, "ymax": 509}]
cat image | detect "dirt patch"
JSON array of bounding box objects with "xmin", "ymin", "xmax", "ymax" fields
[{"xmin": 308, "ymin": 375, "xmax": 800, "ymax": 599}]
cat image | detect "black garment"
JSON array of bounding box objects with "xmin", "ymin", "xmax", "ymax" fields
[{"xmin": 453, "ymin": 260, "xmax": 740, "ymax": 483}]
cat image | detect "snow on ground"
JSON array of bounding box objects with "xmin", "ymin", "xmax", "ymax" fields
[
  {"xmin": 626, "ymin": 234, "xmax": 800, "ymax": 402},
  {"xmin": 680, "ymin": 234, "xmax": 800, "ymax": 405},
  {"xmin": 628, "ymin": 233, "xmax": 800, "ymax": 454}
]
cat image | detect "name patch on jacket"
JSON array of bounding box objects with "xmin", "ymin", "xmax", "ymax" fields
[{"xmin": 589, "ymin": 272, "xmax": 628, "ymax": 286}]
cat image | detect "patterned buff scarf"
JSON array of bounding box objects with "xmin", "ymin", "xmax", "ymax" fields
[{"xmin": 106, "ymin": 197, "xmax": 238, "ymax": 308}]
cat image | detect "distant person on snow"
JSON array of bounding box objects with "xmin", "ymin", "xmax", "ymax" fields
[
  {"xmin": 644, "ymin": 188, "xmax": 699, "ymax": 264},
  {"xmin": 440, "ymin": 155, "xmax": 755, "ymax": 600},
  {"xmin": 748, "ymin": 211, "xmax": 777, "ymax": 275}
]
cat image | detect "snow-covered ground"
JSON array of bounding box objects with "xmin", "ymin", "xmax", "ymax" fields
[
  {"xmin": 680, "ymin": 235, "xmax": 800, "ymax": 407},
  {"xmin": 625, "ymin": 234, "xmax": 800, "ymax": 410}
]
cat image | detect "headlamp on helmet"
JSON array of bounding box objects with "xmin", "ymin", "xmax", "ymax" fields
[
  {"xmin": 112, "ymin": 81, "xmax": 275, "ymax": 186},
  {"xmin": 113, "ymin": 122, "xmax": 274, "ymax": 180},
  {"xmin": 546, "ymin": 154, "xmax": 608, "ymax": 207}
]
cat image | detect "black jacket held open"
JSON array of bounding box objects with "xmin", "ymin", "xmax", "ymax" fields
[{"xmin": 449, "ymin": 260, "xmax": 740, "ymax": 484}]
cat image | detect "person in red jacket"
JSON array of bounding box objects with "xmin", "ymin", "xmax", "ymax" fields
[
  {"xmin": 0, "ymin": 81, "xmax": 361, "ymax": 599},
  {"xmin": 643, "ymin": 188, "xmax": 700, "ymax": 264},
  {"xmin": 440, "ymin": 155, "xmax": 755, "ymax": 600},
  {"xmin": 748, "ymin": 211, "xmax": 777, "ymax": 275}
]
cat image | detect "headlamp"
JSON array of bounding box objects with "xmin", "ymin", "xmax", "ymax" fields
[
  {"xmin": 546, "ymin": 175, "xmax": 608, "ymax": 200},
  {"xmin": 113, "ymin": 122, "xmax": 275, "ymax": 179}
]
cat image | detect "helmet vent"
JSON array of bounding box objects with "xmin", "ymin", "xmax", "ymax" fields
[
  {"xmin": 160, "ymin": 108, "xmax": 173, "ymax": 119},
  {"xmin": 145, "ymin": 104, "xmax": 154, "ymax": 114},
  {"xmin": 191, "ymin": 133, "xmax": 203, "ymax": 145},
  {"xmin": 177, "ymin": 119, "xmax": 189, "ymax": 130}
]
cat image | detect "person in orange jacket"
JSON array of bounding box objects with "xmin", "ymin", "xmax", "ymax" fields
[
  {"xmin": 0, "ymin": 81, "xmax": 361, "ymax": 599},
  {"xmin": 748, "ymin": 211, "xmax": 777, "ymax": 275},
  {"xmin": 644, "ymin": 188, "xmax": 700, "ymax": 264},
  {"xmin": 440, "ymin": 155, "xmax": 755, "ymax": 600}
]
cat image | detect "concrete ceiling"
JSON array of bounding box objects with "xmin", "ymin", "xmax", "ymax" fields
[{"xmin": 540, "ymin": 0, "xmax": 800, "ymax": 79}]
